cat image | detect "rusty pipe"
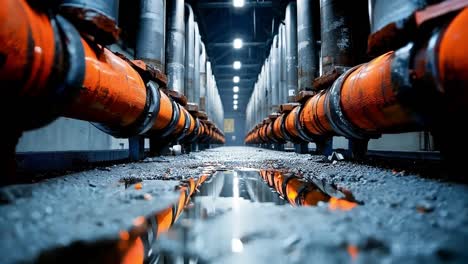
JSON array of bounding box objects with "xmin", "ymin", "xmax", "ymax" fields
[
  {"xmin": 247, "ymin": 8, "xmax": 468, "ymax": 145},
  {"xmin": 3, "ymin": 0, "xmax": 224, "ymax": 146}
]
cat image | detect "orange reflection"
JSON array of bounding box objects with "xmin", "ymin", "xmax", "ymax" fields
[
  {"xmin": 347, "ymin": 245, "xmax": 359, "ymax": 261},
  {"xmin": 121, "ymin": 237, "xmax": 144, "ymax": 264},
  {"xmin": 328, "ymin": 197, "xmax": 357, "ymax": 211}
]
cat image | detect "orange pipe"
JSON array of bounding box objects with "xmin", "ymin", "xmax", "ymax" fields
[
  {"xmin": 284, "ymin": 107, "xmax": 303, "ymax": 141},
  {"xmin": 300, "ymin": 90, "xmax": 333, "ymax": 136},
  {"xmin": 0, "ymin": 0, "xmax": 58, "ymax": 96},
  {"xmin": 272, "ymin": 115, "xmax": 286, "ymax": 141},
  {"xmin": 437, "ymin": 8, "xmax": 468, "ymax": 108},
  {"xmin": 66, "ymin": 41, "xmax": 147, "ymax": 127},
  {"xmin": 152, "ymin": 91, "xmax": 174, "ymax": 130},
  {"xmin": 340, "ymin": 52, "xmax": 417, "ymax": 133}
]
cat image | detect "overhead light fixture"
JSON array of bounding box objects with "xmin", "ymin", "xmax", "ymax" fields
[
  {"xmin": 233, "ymin": 94, "xmax": 239, "ymax": 99},
  {"xmin": 233, "ymin": 38, "xmax": 243, "ymax": 49},
  {"xmin": 233, "ymin": 61, "xmax": 242, "ymax": 70},
  {"xmin": 233, "ymin": 0, "xmax": 245, "ymax": 8},
  {"xmin": 233, "ymin": 105, "xmax": 238, "ymax": 110},
  {"xmin": 233, "ymin": 86, "xmax": 239, "ymax": 93},
  {"xmin": 233, "ymin": 76, "xmax": 240, "ymax": 83},
  {"xmin": 233, "ymin": 100, "xmax": 238, "ymax": 105}
]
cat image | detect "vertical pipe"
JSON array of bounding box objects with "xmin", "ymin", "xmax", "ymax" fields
[
  {"xmin": 185, "ymin": 4, "xmax": 195, "ymax": 101},
  {"xmin": 136, "ymin": 0, "xmax": 165, "ymax": 71},
  {"xmin": 194, "ymin": 23, "xmax": 201, "ymax": 105},
  {"xmin": 285, "ymin": 2, "xmax": 298, "ymax": 100},
  {"xmin": 297, "ymin": 0, "xmax": 318, "ymax": 91},
  {"xmin": 278, "ymin": 24, "xmax": 287, "ymax": 104},
  {"xmin": 320, "ymin": 0, "xmax": 369, "ymax": 75},
  {"xmin": 270, "ymin": 36, "xmax": 279, "ymax": 109},
  {"xmin": 200, "ymin": 42, "xmax": 207, "ymax": 110},
  {"xmin": 166, "ymin": 0, "xmax": 185, "ymax": 93}
]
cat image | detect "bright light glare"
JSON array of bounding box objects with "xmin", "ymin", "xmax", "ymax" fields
[
  {"xmin": 233, "ymin": 61, "xmax": 242, "ymax": 70},
  {"xmin": 233, "ymin": 38, "xmax": 243, "ymax": 49},
  {"xmin": 233, "ymin": 94, "xmax": 238, "ymax": 99},
  {"xmin": 233, "ymin": 105, "xmax": 238, "ymax": 110},
  {"xmin": 233, "ymin": 86, "xmax": 239, "ymax": 93},
  {"xmin": 233, "ymin": 0, "xmax": 245, "ymax": 8},
  {"xmin": 231, "ymin": 238, "xmax": 244, "ymax": 253},
  {"xmin": 233, "ymin": 100, "xmax": 238, "ymax": 105},
  {"xmin": 233, "ymin": 76, "xmax": 240, "ymax": 83}
]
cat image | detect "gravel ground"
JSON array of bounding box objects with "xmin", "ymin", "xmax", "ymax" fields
[{"xmin": 1, "ymin": 146, "xmax": 467, "ymax": 263}]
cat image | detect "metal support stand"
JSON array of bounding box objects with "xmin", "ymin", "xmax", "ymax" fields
[
  {"xmin": 273, "ymin": 143, "xmax": 284, "ymax": 151},
  {"xmin": 1, "ymin": 128, "xmax": 22, "ymax": 185},
  {"xmin": 315, "ymin": 137, "xmax": 333, "ymax": 156},
  {"xmin": 149, "ymin": 137, "xmax": 171, "ymax": 156},
  {"xmin": 129, "ymin": 136, "xmax": 145, "ymax": 161},
  {"xmin": 294, "ymin": 142, "xmax": 309, "ymax": 154},
  {"xmin": 347, "ymin": 139, "xmax": 369, "ymax": 160}
]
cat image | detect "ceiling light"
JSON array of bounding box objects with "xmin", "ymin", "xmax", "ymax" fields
[
  {"xmin": 233, "ymin": 105, "xmax": 238, "ymax": 110},
  {"xmin": 233, "ymin": 38, "xmax": 243, "ymax": 49},
  {"xmin": 233, "ymin": 100, "xmax": 238, "ymax": 105},
  {"xmin": 233, "ymin": 86, "xmax": 239, "ymax": 93},
  {"xmin": 233, "ymin": 61, "xmax": 242, "ymax": 70},
  {"xmin": 233, "ymin": 76, "xmax": 240, "ymax": 83},
  {"xmin": 233, "ymin": 0, "xmax": 245, "ymax": 8},
  {"xmin": 233, "ymin": 94, "xmax": 239, "ymax": 99}
]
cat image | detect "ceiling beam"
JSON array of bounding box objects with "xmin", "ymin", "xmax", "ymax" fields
[{"xmin": 198, "ymin": 1, "xmax": 273, "ymax": 9}]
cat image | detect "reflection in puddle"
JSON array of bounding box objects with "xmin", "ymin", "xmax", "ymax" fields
[{"xmin": 198, "ymin": 170, "xmax": 286, "ymax": 206}]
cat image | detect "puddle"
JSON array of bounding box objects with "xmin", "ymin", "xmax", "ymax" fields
[{"xmin": 198, "ymin": 170, "xmax": 286, "ymax": 205}]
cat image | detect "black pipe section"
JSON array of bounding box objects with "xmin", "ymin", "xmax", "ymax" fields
[
  {"xmin": 185, "ymin": 4, "xmax": 195, "ymax": 102},
  {"xmin": 320, "ymin": 0, "xmax": 369, "ymax": 75},
  {"xmin": 285, "ymin": 2, "xmax": 298, "ymax": 100},
  {"xmin": 59, "ymin": 0, "xmax": 120, "ymax": 44},
  {"xmin": 136, "ymin": 0, "xmax": 165, "ymax": 71},
  {"xmin": 297, "ymin": 0, "xmax": 318, "ymax": 91},
  {"xmin": 166, "ymin": 0, "xmax": 185, "ymax": 93}
]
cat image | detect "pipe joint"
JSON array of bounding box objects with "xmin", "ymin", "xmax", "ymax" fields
[
  {"xmin": 21, "ymin": 15, "xmax": 86, "ymax": 130},
  {"xmin": 154, "ymin": 99, "xmax": 181, "ymax": 139},
  {"xmin": 325, "ymin": 66, "xmax": 381, "ymax": 140},
  {"xmin": 93, "ymin": 81, "xmax": 161, "ymax": 138}
]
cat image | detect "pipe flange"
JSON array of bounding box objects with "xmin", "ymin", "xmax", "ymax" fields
[
  {"xmin": 281, "ymin": 174, "xmax": 298, "ymax": 199},
  {"xmin": 425, "ymin": 28, "xmax": 444, "ymax": 94},
  {"xmin": 22, "ymin": 15, "xmax": 86, "ymax": 130},
  {"xmin": 325, "ymin": 66, "xmax": 381, "ymax": 140},
  {"xmin": 294, "ymin": 105, "xmax": 315, "ymax": 142},
  {"xmin": 93, "ymin": 81, "xmax": 161, "ymax": 137},
  {"xmin": 155, "ymin": 99, "xmax": 181, "ymax": 138},
  {"xmin": 295, "ymin": 184, "xmax": 311, "ymax": 206},
  {"xmin": 182, "ymin": 117, "xmax": 200, "ymax": 143},
  {"xmin": 177, "ymin": 109, "xmax": 192, "ymax": 141},
  {"xmin": 280, "ymin": 116, "xmax": 293, "ymax": 142}
]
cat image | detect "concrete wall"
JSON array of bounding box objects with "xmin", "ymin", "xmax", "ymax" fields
[
  {"xmin": 332, "ymin": 132, "xmax": 426, "ymax": 151},
  {"xmin": 224, "ymin": 111, "xmax": 246, "ymax": 146},
  {"xmin": 16, "ymin": 118, "xmax": 129, "ymax": 152}
]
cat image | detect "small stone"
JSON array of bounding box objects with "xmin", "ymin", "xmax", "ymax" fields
[
  {"xmin": 416, "ymin": 202, "xmax": 435, "ymax": 214},
  {"xmin": 45, "ymin": 206, "xmax": 53, "ymax": 215},
  {"xmin": 143, "ymin": 193, "xmax": 153, "ymax": 200}
]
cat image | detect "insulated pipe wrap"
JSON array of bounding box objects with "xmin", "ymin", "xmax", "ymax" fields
[{"xmin": 340, "ymin": 52, "xmax": 418, "ymax": 133}]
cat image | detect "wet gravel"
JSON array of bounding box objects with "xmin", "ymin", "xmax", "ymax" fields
[{"xmin": 1, "ymin": 146, "xmax": 467, "ymax": 263}]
